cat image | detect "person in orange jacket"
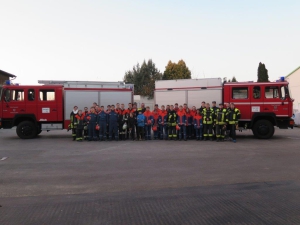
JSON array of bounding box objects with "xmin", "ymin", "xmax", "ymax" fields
[
  {"xmin": 185, "ymin": 107, "xmax": 193, "ymax": 140},
  {"xmin": 158, "ymin": 105, "xmax": 168, "ymax": 140},
  {"xmin": 177, "ymin": 106, "xmax": 187, "ymax": 141},
  {"xmin": 152, "ymin": 109, "xmax": 160, "ymax": 140},
  {"xmin": 193, "ymin": 109, "xmax": 203, "ymax": 141},
  {"xmin": 143, "ymin": 106, "xmax": 153, "ymax": 140}
]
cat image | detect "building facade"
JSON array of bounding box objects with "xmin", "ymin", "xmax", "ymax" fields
[
  {"xmin": 286, "ymin": 66, "xmax": 300, "ymax": 111},
  {"xmin": 0, "ymin": 69, "xmax": 16, "ymax": 84}
]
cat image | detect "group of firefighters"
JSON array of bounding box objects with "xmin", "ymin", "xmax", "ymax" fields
[{"xmin": 70, "ymin": 101, "xmax": 241, "ymax": 143}]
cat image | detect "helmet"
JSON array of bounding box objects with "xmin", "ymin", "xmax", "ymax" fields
[
  {"xmin": 152, "ymin": 125, "xmax": 157, "ymax": 131},
  {"xmin": 123, "ymin": 123, "xmax": 127, "ymax": 130},
  {"xmin": 176, "ymin": 124, "xmax": 180, "ymax": 130},
  {"xmin": 95, "ymin": 125, "xmax": 100, "ymax": 130},
  {"xmin": 147, "ymin": 120, "xmax": 152, "ymax": 125}
]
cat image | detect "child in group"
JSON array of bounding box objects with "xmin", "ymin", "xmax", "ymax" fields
[
  {"xmin": 75, "ymin": 110, "xmax": 85, "ymax": 142},
  {"xmin": 193, "ymin": 109, "xmax": 203, "ymax": 141},
  {"xmin": 137, "ymin": 110, "xmax": 146, "ymax": 141}
]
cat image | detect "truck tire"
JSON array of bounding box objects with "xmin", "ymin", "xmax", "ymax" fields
[
  {"xmin": 16, "ymin": 121, "xmax": 37, "ymax": 139},
  {"xmin": 252, "ymin": 119, "xmax": 274, "ymax": 139}
]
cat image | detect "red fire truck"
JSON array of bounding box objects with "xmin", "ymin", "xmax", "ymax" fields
[
  {"xmin": 0, "ymin": 80, "xmax": 134, "ymax": 139},
  {"xmin": 155, "ymin": 78, "xmax": 294, "ymax": 139}
]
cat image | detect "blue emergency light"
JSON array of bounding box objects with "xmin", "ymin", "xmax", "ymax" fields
[
  {"xmin": 280, "ymin": 76, "xmax": 285, "ymax": 81},
  {"xmin": 5, "ymin": 80, "xmax": 11, "ymax": 85}
]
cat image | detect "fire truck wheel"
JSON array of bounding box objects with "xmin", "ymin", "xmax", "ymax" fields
[
  {"xmin": 16, "ymin": 121, "xmax": 37, "ymax": 139},
  {"xmin": 252, "ymin": 119, "xmax": 274, "ymax": 139}
]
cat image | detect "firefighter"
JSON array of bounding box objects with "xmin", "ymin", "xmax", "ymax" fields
[
  {"xmin": 212, "ymin": 101, "xmax": 219, "ymax": 140},
  {"xmin": 203, "ymin": 103, "xmax": 215, "ymax": 141},
  {"xmin": 85, "ymin": 107, "xmax": 98, "ymax": 141},
  {"xmin": 83, "ymin": 107, "xmax": 89, "ymax": 140},
  {"xmin": 70, "ymin": 106, "xmax": 78, "ymax": 141},
  {"xmin": 152, "ymin": 109, "xmax": 159, "ymax": 140},
  {"xmin": 167, "ymin": 105, "xmax": 177, "ymax": 140},
  {"xmin": 224, "ymin": 103, "xmax": 231, "ymax": 140},
  {"xmin": 144, "ymin": 106, "xmax": 153, "ymax": 140},
  {"xmin": 193, "ymin": 109, "xmax": 203, "ymax": 140},
  {"xmin": 108, "ymin": 105, "xmax": 119, "ymax": 141},
  {"xmin": 215, "ymin": 103, "xmax": 227, "ymax": 142},
  {"xmin": 185, "ymin": 108, "xmax": 193, "ymax": 139},
  {"xmin": 199, "ymin": 101, "xmax": 206, "ymax": 114},
  {"xmin": 97, "ymin": 106, "xmax": 108, "ymax": 141},
  {"xmin": 94, "ymin": 105, "xmax": 101, "ymax": 139},
  {"xmin": 106, "ymin": 105, "xmax": 111, "ymax": 139},
  {"xmin": 128, "ymin": 112, "xmax": 136, "ymax": 140},
  {"xmin": 166, "ymin": 105, "xmax": 171, "ymax": 113},
  {"xmin": 190, "ymin": 106, "xmax": 197, "ymax": 139},
  {"xmin": 177, "ymin": 105, "xmax": 187, "ymax": 141},
  {"xmin": 75, "ymin": 110, "xmax": 85, "ymax": 142},
  {"xmin": 118, "ymin": 112, "xmax": 128, "ymax": 140},
  {"xmin": 226, "ymin": 103, "xmax": 241, "ymax": 143},
  {"xmin": 158, "ymin": 105, "xmax": 168, "ymax": 140}
]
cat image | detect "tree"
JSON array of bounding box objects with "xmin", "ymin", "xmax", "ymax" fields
[
  {"xmin": 162, "ymin": 59, "xmax": 191, "ymax": 80},
  {"xmin": 123, "ymin": 59, "xmax": 162, "ymax": 99},
  {"xmin": 231, "ymin": 76, "xmax": 237, "ymax": 82},
  {"xmin": 257, "ymin": 62, "xmax": 269, "ymax": 82}
]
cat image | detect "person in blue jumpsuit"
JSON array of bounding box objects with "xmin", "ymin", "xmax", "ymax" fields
[
  {"xmin": 97, "ymin": 106, "xmax": 108, "ymax": 141},
  {"xmin": 85, "ymin": 107, "xmax": 98, "ymax": 141},
  {"xmin": 108, "ymin": 105, "xmax": 119, "ymax": 141}
]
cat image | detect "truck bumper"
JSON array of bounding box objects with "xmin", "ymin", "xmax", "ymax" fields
[{"xmin": 277, "ymin": 118, "xmax": 294, "ymax": 129}]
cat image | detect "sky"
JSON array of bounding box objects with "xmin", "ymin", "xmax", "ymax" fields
[{"xmin": 1, "ymin": 0, "xmax": 299, "ymax": 85}]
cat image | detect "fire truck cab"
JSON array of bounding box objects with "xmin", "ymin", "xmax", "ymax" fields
[{"xmin": 0, "ymin": 80, "xmax": 133, "ymax": 139}]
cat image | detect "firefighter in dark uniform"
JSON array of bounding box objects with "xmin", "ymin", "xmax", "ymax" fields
[
  {"xmin": 108, "ymin": 105, "xmax": 119, "ymax": 141},
  {"xmin": 85, "ymin": 107, "xmax": 98, "ymax": 141},
  {"xmin": 215, "ymin": 103, "xmax": 227, "ymax": 142},
  {"xmin": 226, "ymin": 103, "xmax": 241, "ymax": 143},
  {"xmin": 97, "ymin": 106, "xmax": 108, "ymax": 141},
  {"xmin": 70, "ymin": 106, "xmax": 78, "ymax": 141},
  {"xmin": 167, "ymin": 105, "xmax": 177, "ymax": 140},
  {"xmin": 83, "ymin": 107, "xmax": 89, "ymax": 140},
  {"xmin": 75, "ymin": 110, "xmax": 85, "ymax": 142},
  {"xmin": 203, "ymin": 103, "xmax": 215, "ymax": 141},
  {"xmin": 211, "ymin": 101, "xmax": 219, "ymax": 140}
]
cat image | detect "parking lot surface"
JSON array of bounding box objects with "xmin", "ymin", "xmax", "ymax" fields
[{"xmin": 0, "ymin": 128, "xmax": 300, "ymax": 224}]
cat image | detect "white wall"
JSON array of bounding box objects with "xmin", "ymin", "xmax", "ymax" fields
[{"xmin": 286, "ymin": 68, "xmax": 300, "ymax": 111}]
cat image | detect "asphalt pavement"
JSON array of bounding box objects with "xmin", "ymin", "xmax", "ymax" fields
[{"xmin": 0, "ymin": 128, "xmax": 299, "ymax": 225}]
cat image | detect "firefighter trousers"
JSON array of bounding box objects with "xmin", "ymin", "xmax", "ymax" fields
[
  {"xmin": 229, "ymin": 124, "xmax": 237, "ymax": 140},
  {"xmin": 203, "ymin": 124, "xmax": 213, "ymax": 138},
  {"xmin": 216, "ymin": 124, "xmax": 226, "ymax": 139},
  {"xmin": 168, "ymin": 126, "xmax": 176, "ymax": 139},
  {"xmin": 76, "ymin": 128, "xmax": 83, "ymax": 141},
  {"xmin": 160, "ymin": 125, "xmax": 167, "ymax": 140},
  {"xmin": 99, "ymin": 122, "xmax": 107, "ymax": 140},
  {"xmin": 195, "ymin": 126, "xmax": 203, "ymax": 139},
  {"xmin": 145, "ymin": 125, "xmax": 151, "ymax": 140},
  {"xmin": 88, "ymin": 122, "xmax": 97, "ymax": 141},
  {"xmin": 109, "ymin": 122, "xmax": 119, "ymax": 140},
  {"xmin": 178, "ymin": 125, "xmax": 186, "ymax": 140}
]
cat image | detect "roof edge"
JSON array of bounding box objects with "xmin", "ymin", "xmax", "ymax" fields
[
  {"xmin": 285, "ymin": 66, "xmax": 300, "ymax": 78},
  {"xmin": 0, "ymin": 69, "xmax": 17, "ymax": 77}
]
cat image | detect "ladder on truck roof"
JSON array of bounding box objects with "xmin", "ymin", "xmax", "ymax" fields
[{"xmin": 38, "ymin": 80, "xmax": 133, "ymax": 89}]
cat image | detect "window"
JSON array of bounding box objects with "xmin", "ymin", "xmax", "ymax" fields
[
  {"xmin": 232, "ymin": 87, "xmax": 248, "ymax": 99},
  {"xmin": 39, "ymin": 90, "xmax": 55, "ymax": 101},
  {"xmin": 4, "ymin": 89, "xmax": 24, "ymax": 102},
  {"xmin": 28, "ymin": 89, "xmax": 35, "ymax": 101},
  {"xmin": 265, "ymin": 86, "xmax": 279, "ymax": 99},
  {"xmin": 253, "ymin": 86, "xmax": 261, "ymax": 99}
]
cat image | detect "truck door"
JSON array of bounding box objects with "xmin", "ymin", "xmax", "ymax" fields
[
  {"xmin": 231, "ymin": 86, "xmax": 250, "ymax": 119},
  {"xmin": 250, "ymin": 86, "xmax": 264, "ymax": 116},
  {"xmin": 37, "ymin": 89, "xmax": 58, "ymax": 122},
  {"xmin": 25, "ymin": 88, "xmax": 38, "ymax": 116},
  {"xmin": 2, "ymin": 88, "xmax": 26, "ymax": 119},
  {"xmin": 263, "ymin": 85, "xmax": 284, "ymax": 115}
]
